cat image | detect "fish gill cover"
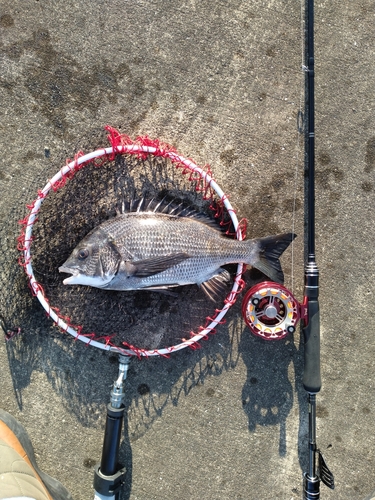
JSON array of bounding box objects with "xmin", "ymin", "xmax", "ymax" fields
[{"xmin": 16, "ymin": 127, "xmax": 247, "ymax": 355}]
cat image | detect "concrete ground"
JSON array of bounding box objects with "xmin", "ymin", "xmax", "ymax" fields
[{"xmin": 0, "ymin": 1, "xmax": 374, "ymax": 499}]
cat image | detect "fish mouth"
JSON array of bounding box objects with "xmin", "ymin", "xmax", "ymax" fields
[
  {"xmin": 58, "ymin": 265, "xmax": 114, "ymax": 287},
  {"xmin": 58, "ymin": 266, "xmax": 80, "ymax": 285}
]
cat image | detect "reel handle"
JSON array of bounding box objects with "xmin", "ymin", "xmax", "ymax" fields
[{"xmin": 302, "ymin": 298, "xmax": 321, "ymax": 393}]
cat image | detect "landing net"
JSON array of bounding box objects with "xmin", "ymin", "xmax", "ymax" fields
[{"xmin": 18, "ymin": 126, "xmax": 246, "ymax": 357}]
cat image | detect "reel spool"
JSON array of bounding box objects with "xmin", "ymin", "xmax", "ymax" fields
[{"xmin": 242, "ymin": 282, "xmax": 300, "ymax": 340}]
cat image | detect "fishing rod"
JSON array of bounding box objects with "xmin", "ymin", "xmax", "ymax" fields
[
  {"xmin": 301, "ymin": 0, "xmax": 334, "ymax": 496},
  {"xmin": 241, "ymin": 0, "xmax": 334, "ymax": 496}
]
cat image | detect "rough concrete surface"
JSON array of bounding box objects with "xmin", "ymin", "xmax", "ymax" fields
[{"xmin": 0, "ymin": 1, "xmax": 374, "ymax": 499}]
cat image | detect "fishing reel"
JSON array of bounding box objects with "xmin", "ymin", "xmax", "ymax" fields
[{"xmin": 242, "ymin": 282, "xmax": 302, "ymax": 340}]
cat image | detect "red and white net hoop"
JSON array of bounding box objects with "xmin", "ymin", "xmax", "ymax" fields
[{"xmin": 19, "ymin": 127, "xmax": 246, "ymax": 357}]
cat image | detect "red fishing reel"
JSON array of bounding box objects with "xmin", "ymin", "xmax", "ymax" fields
[{"xmin": 242, "ymin": 282, "xmax": 301, "ymax": 340}]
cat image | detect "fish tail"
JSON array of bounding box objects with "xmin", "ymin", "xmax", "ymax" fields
[{"xmin": 251, "ymin": 233, "xmax": 296, "ymax": 284}]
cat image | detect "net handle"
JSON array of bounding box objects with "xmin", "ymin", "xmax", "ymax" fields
[{"xmin": 23, "ymin": 144, "xmax": 244, "ymax": 356}]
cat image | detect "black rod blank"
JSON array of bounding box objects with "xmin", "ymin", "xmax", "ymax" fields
[{"xmin": 306, "ymin": 0, "xmax": 315, "ymax": 262}]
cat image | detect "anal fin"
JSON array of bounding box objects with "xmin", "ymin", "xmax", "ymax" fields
[{"xmin": 200, "ymin": 269, "xmax": 231, "ymax": 301}]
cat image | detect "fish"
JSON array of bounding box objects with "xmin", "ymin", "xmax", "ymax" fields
[{"xmin": 59, "ymin": 198, "xmax": 296, "ymax": 299}]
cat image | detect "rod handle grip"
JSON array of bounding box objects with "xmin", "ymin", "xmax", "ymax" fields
[{"xmin": 302, "ymin": 299, "xmax": 321, "ymax": 393}]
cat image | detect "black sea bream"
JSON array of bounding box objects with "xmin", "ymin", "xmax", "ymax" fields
[{"xmin": 59, "ymin": 200, "xmax": 295, "ymax": 297}]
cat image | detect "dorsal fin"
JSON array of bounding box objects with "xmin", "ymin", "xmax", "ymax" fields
[{"xmin": 118, "ymin": 196, "xmax": 223, "ymax": 230}]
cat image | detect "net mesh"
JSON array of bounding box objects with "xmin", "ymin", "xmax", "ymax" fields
[{"xmin": 15, "ymin": 127, "xmax": 246, "ymax": 356}]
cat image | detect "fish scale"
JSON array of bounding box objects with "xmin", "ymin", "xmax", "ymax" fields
[
  {"xmin": 59, "ymin": 204, "xmax": 296, "ymax": 295},
  {"xmin": 100, "ymin": 213, "xmax": 254, "ymax": 288},
  {"xmin": 105, "ymin": 214, "xmax": 248, "ymax": 260}
]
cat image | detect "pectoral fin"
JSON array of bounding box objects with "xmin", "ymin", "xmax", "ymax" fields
[{"xmin": 125, "ymin": 252, "xmax": 190, "ymax": 278}]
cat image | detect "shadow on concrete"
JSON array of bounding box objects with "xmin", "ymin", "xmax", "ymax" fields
[
  {"xmin": 239, "ymin": 327, "xmax": 297, "ymax": 456},
  {"xmin": 4, "ymin": 287, "xmax": 242, "ymax": 500},
  {"xmin": 0, "ymin": 172, "xmax": 305, "ymax": 498}
]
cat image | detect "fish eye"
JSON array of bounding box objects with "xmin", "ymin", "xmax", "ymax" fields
[{"xmin": 77, "ymin": 248, "xmax": 89, "ymax": 260}]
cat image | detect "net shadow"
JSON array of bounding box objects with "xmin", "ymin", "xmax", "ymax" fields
[
  {"xmin": 29, "ymin": 152, "xmax": 237, "ymax": 351},
  {"xmin": 0, "ymin": 139, "xmax": 242, "ymax": 429}
]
